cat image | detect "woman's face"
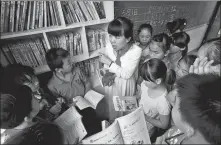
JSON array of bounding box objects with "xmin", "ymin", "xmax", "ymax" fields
[
  {"xmin": 149, "ymin": 41, "xmax": 165, "ymax": 60},
  {"xmin": 175, "ymin": 59, "xmax": 189, "ymax": 79},
  {"xmin": 138, "ymin": 29, "xmax": 152, "ymax": 46},
  {"xmin": 109, "ymin": 34, "xmax": 129, "ymax": 51}
]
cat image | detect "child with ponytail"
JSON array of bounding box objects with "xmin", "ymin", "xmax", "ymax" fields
[
  {"xmin": 138, "ymin": 58, "xmax": 176, "ymax": 137},
  {"xmin": 169, "ymin": 31, "xmax": 190, "ymax": 70}
]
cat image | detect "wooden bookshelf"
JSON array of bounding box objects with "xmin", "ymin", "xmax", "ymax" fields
[{"xmin": 0, "ymin": 1, "xmax": 114, "ymax": 76}]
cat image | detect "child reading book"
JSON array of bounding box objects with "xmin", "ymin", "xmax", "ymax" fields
[
  {"xmin": 82, "ymin": 106, "xmax": 151, "ymax": 144},
  {"xmin": 139, "ymin": 58, "xmax": 175, "ymax": 137}
]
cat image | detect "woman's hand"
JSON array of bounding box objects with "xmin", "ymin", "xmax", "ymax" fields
[
  {"xmin": 99, "ymin": 53, "xmax": 112, "ymax": 66},
  {"xmin": 189, "ymin": 57, "xmax": 214, "ymax": 74}
]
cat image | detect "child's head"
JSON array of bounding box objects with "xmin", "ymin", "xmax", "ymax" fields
[
  {"xmin": 140, "ymin": 58, "xmax": 176, "ymax": 88},
  {"xmin": 46, "ymin": 48, "xmax": 72, "ymax": 74},
  {"xmin": 108, "ymin": 17, "xmax": 134, "ymax": 51},
  {"xmin": 166, "ymin": 18, "xmax": 187, "ymax": 35},
  {"xmin": 170, "ymin": 32, "xmax": 190, "ymax": 57},
  {"xmin": 175, "ymin": 55, "xmax": 197, "ymax": 79},
  {"xmin": 198, "ymin": 39, "xmax": 220, "ymax": 65},
  {"xmin": 173, "ymin": 74, "xmax": 220, "ymax": 144},
  {"xmin": 149, "ymin": 33, "xmax": 171, "ymax": 60},
  {"xmin": 137, "ymin": 23, "xmax": 153, "ymax": 46}
]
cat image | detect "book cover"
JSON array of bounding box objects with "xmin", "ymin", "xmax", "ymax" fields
[
  {"xmin": 9, "ymin": 1, "xmax": 15, "ymax": 32},
  {"xmin": 1, "ymin": 1, "xmax": 5, "ymax": 32},
  {"xmin": 96, "ymin": 68, "xmax": 109, "ymax": 87},
  {"xmin": 113, "ymin": 96, "xmax": 138, "ymax": 112},
  {"xmin": 4, "ymin": 1, "xmax": 10, "ymax": 32}
]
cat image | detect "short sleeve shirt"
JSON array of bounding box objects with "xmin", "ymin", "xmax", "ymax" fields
[{"xmin": 47, "ymin": 67, "xmax": 88, "ymax": 104}]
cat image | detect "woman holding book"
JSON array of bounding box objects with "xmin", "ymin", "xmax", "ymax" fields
[{"xmin": 99, "ymin": 17, "xmax": 142, "ymax": 123}]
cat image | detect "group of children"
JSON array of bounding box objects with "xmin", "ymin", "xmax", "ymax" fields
[{"xmin": 0, "ymin": 17, "xmax": 220, "ymax": 144}]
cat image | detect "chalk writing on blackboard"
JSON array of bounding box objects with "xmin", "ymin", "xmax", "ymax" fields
[{"xmin": 114, "ymin": 1, "xmax": 216, "ymax": 39}]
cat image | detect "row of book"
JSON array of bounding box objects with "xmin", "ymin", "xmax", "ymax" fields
[
  {"xmin": 48, "ymin": 32, "xmax": 83, "ymax": 57},
  {"xmin": 86, "ymin": 29, "xmax": 108, "ymax": 52},
  {"xmin": 60, "ymin": 1, "xmax": 106, "ymax": 24},
  {"xmin": 75, "ymin": 57, "xmax": 100, "ymax": 77},
  {"xmin": 0, "ymin": 1, "xmax": 61, "ymax": 33},
  {"xmin": 1, "ymin": 38, "xmax": 48, "ymax": 68}
]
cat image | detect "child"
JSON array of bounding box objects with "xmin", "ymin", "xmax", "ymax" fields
[
  {"xmin": 166, "ymin": 55, "xmax": 197, "ymax": 107},
  {"xmin": 137, "ymin": 23, "xmax": 153, "ymax": 61},
  {"xmin": 166, "ymin": 18, "xmax": 187, "ymax": 36},
  {"xmin": 136, "ymin": 33, "xmax": 172, "ymax": 86},
  {"xmin": 175, "ymin": 55, "xmax": 197, "ymax": 80},
  {"xmin": 46, "ymin": 48, "xmax": 101, "ymax": 137},
  {"xmin": 169, "ymin": 32, "xmax": 190, "ymax": 70},
  {"xmin": 138, "ymin": 58, "xmax": 176, "ymax": 137}
]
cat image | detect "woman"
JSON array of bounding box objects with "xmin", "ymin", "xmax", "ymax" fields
[{"xmin": 99, "ymin": 17, "xmax": 142, "ymax": 122}]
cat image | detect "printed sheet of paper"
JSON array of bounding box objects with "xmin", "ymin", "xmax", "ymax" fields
[
  {"xmin": 113, "ymin": 96, "xmax": 138, "ymax": 111},
  {"xmin": 82, "ymin": 120, "xmax": 124, "ymax": 144},
  {"xmin": 84, "ymin": 90, "xmax": 104, "ymax": 109},
  {"xmin": 53, "ymin": 106, "xmax": 87, "ymax": 144},
  {"xmin": 117, "ymin": 106, "xmax": 151, "ymax": 144}
]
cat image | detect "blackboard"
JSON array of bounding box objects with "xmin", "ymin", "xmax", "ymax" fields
[{"xmin": 114, "ymin": 1, "xmax": 217, "ymax": 39}]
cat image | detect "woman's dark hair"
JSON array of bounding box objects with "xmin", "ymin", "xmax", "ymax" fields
[
  {"xmin": 137, "ymin": 23, "xmax": 153, "ymax": 35},
  {"xmin": 166, "ymin": 18, "xmax": 187, "ymax": 34},
  {"xmin": 171, "ymin": 32, "xmax": 190, "ymax": 58},
  {"xmin": 4, "ymin": 122, "xmax": 63, "ymax": 145},
  {"xmin": 140, "ymin": 58, "xmax": 176, "ymax": 85},
  {"xmin": 45, "ymin": 48, "xmax": 69, "ymax": 71},
  {"xmin": 151, "ymin": 33, "xmax": 172, "ymax": 53},
  {"xmin": 108, "ymin": 17, "xmax": 134, "ymax": 43}
]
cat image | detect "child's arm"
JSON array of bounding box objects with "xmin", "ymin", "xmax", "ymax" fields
[{"xmin": 144, "ymin": 114, "xmax": 170, "ymax": 129}]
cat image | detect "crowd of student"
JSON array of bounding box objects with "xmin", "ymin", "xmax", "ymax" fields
[{"xmin": 0, "ymin": 17, "xmax": 220, "ymax": 144}]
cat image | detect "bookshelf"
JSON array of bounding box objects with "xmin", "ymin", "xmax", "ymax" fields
[{"xmin": 0, "ymin": 1, "xmax": 114, "ymax": 80}]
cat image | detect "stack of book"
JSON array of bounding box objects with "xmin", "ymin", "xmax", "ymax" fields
[
  {"xmin": 75, "ymin": 57, "xmax": 100, "ymax": 77},
  {"xmin": 1, "ymin": 38, "xmax": 48, "ymax": 68},
  {"xmin": 48, "ymin": 32, "xmax": 83, "ymax": 57},
  {"xmin": 60, "ymin": 1, "xmax": 106, "ymax": 24},
  {"xmin": 86, "ymin": 29, "xmax": 108, "ymax": 52},
  {"xmin": 0, "ymin": 1, "xmax": 61, "ymax": 33}
]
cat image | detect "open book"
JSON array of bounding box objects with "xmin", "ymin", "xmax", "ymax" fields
[
  {"xmin": 74, "ymin": 90, "xmax": 104, "ymax": 110},
  {"xmin": 82, "ymin": 106, "xmax": 151, "ymax": 144},
  {"xmin": 53, "ymin": 106, "xmax": 87, "ymax": 144},
  {"xmin": 96, "ymin": 68, "xmax": 109, "ymax": 87},
  {"xmin": 113, "ymin": 96, "xmax": 138, "ymax": 111}
]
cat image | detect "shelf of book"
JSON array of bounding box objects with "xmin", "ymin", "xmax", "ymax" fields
[
  {"xmin": 1, "ymin": 19, "xmax": 111, "ymax": 40},
  {"xmin": 0, "ymin": 1, "xmax": 114, "ymax": 76}
]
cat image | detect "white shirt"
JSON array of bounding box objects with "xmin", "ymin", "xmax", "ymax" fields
[
  {"xmin": 102, "ymin": 42, "xmax": 142, "ymax": 79},
  {"xmin": 139, "ymin": 82, "xmax": 171, "ymax": 118}
]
